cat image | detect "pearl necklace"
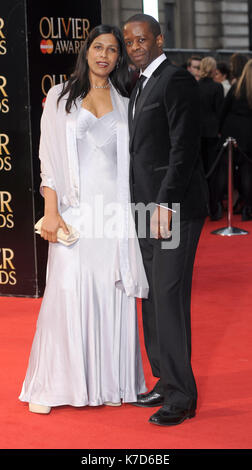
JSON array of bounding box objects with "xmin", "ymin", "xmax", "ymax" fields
[{"xmin": 92, "ymin": 82, "xmax": 110, "ymax": 89}]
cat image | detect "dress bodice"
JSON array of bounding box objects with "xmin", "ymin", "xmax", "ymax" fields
[
  {"xmin": 76, "ymin": 107, "xmax": 119, "ymax": 204},
  {"xmin": 76, "ymin": 107, "xmax": 117, "ymax": 147}
]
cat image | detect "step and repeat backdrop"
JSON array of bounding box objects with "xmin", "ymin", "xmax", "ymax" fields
[{"xmin": 0, "ymin": 0, "xmax": 101, "ymax": 296}]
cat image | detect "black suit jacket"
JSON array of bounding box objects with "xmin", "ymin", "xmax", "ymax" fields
[
  {"xmin": 220, "ymin": 84, "xmax": 252, "ymax": 155},
  {"xmin": 198, "ymin": 77, "xmax": 224, "ymax": 138},
  {"xmin": 128, "ymin": 58, "xmax": 209, "ymax": 220}
]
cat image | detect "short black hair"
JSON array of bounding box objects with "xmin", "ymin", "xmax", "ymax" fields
[
  {"xmin": 124, "ymin": 13, "xmax": 161, "ymax": 38},
  {"xmin": 216, "ymin": 61, "xmax": 230, "ymax": 79},
  {"xmin": 187, "ymin": 55, "xmax": 202, "ymax": 67}
]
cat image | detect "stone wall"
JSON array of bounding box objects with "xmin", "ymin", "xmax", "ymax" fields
[
  {"xmin": 220, "ymin": 0, "xmax": 249, "ymax": 49},
  {"xmin": 101, "ymin": 0, "xmax": 142, "ymax": 26},
  {"xmin": 194, "ymin": 0, "xmax": 249, "ymax": 50},
  {"xmin": 101, "ymin": 0, "xmax": 251, "ymax": 50}
]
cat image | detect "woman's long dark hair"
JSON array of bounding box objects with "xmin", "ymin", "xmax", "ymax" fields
[{"xmin": 58, "ymin": 24, "xmax": 130, "ymax": 113}]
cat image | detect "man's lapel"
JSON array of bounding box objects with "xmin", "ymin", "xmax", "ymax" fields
[
  {"xmin": 128, "ymin": 83, "xmax": 138, "ymax": 135},
  {"xmin": 129, "ymin": 58, "xmax": 170, "ymax": 149}
]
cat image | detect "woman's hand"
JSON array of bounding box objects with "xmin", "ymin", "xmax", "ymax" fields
[
  {"xmin": 40, "ymin": 213, "xmax": 69, "ymax": 243},
  {"xmin": 40, "ymin": 186, "xmax": 69, "ymax": 243}
]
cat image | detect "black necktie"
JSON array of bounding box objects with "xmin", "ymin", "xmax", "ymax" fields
[{"xmin": 134, "ymin": 74, "xmax": 146, "ymax": 110}]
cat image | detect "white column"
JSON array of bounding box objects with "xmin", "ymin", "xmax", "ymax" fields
[{"xmin": 143, "ymin": 0, "xmax": 159, "ymax": 21}]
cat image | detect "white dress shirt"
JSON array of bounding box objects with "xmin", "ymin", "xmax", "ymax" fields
[
  {"xmin": 133, "ymin": 53, "xmax": 167, "ymax": 116},
  {"xmin": 140, "ymin": 52, "xmax": 167, "ymax": 88},
  {"xmin": 221, "ymin": 79, "xmax": 231, "ymax": 97}
]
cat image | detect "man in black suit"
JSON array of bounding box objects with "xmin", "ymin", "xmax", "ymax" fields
[{"xmin": 123, "ymin": 14, "xmax": 209, "ymax": 426}]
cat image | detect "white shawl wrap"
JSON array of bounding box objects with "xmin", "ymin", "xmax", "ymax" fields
[{"xmin": 39, "ymin": 83, "xmax": 149, "ymax": 299}]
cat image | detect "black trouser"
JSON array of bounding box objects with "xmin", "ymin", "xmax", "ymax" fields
[{"xmin": 138, "ymin": 217, "xmax": 205, "ymax": 409}]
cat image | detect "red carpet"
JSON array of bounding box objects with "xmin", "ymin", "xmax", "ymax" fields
[{"xmin": 0, "ymin": 215, "xmax": 252, "ymax": 450}]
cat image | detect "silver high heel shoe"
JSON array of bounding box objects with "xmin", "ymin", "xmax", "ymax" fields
[
  {"xmin": 29, "ymin": 403, "xmax": 51, "ymax": 414},
  {"xmin": 104, "ymin": 401, "xmax": 121, "ymax": 407}
]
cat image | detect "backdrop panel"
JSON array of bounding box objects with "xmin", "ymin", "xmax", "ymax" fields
[{"xmin": 0, "ymin": 0, "xmax": 101, "ymax": 297}]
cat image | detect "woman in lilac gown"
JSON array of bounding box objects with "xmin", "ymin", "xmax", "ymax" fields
[{"xmin": 19, "ymin": 25, "xmax": 148, "ymax": 414}]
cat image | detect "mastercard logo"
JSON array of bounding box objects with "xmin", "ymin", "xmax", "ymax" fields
[{"xmin": 40, "ymin": 39, "xmax": 54, "ymax": 54}]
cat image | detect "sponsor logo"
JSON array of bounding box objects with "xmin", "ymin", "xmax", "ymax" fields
[
  {"xmin": 0, "ymin": 133, "xmax": 11, "ymax": 171},
  {"xmin": 40, "ymin": 39, "xmax": 54, "ymax": 54},
  {"xmin": 0, "ymin": 191, "xmax": 14, "ymax": 229},
  {"xmin": 41, "ymin": 74, "xmax": 67, "ymax": 107},
  {"xmin": 0, "ymin": 17, "xmax": 7, "ymax": 55},
  {"xmin": 0, "ymin": 75, "xmax": 9, "ymax": 113},
  {"xmin": 39, "ymin": 17, "xmax": 90, "ymax": 54},
  {"xmin": 0, "ymin": 248, "xmax": 16, "ymax": 285}
]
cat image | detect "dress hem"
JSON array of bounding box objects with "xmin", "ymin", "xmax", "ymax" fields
[{"xmin": 18, "ymin": 386, "xmax": 147, "ymax": 408}]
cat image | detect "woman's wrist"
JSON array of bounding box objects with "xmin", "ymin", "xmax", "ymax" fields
[
  {"xmin": 43, "ymin": 187, "xmax": 59, "ymax": 217},
  {"xmin": 44, "ymin": 209, "xmax": 59, "ymax": 217}
]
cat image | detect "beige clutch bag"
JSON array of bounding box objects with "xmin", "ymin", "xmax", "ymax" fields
[{"xmin": 34, "ymin": 217, "xmax": 79, "ymax": 246}]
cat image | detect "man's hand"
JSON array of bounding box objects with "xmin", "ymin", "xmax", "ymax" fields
[{"xmin": 150, "ymin": 205, "xmax": 172, "ymax": 239}]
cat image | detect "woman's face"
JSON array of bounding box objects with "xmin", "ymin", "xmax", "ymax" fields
[
  {"xmin": 210, "ymin": 67, "xmax": 216, "ymax": 79},
  {"xmin": 215, "ymin": 69, "xmax": 226, "ymax": 83},
  {"xmin": 86, "ymin": 33, "xmax": 120, "ymax": 80}
]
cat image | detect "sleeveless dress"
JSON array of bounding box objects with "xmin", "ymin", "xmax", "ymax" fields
[{"xmin": 19, "ymin": 106, "xmax": 147, "ymax": 407}]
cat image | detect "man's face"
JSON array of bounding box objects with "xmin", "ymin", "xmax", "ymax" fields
[
  {"xmin": 123, "ymin": 21, "xmax": 163, "ymax": 71},
  {"xmin": 188, "ymin": 60, "xmax": 201, "ymax": 80}
]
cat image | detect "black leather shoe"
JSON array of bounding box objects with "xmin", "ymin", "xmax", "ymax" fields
[
  {"xmin": 149, "ymin": 404, "xmax": 196, "ymax": 426},
  {"xmin": 132, "ymin": 391, "xmax": 165, "ymax": 408}
]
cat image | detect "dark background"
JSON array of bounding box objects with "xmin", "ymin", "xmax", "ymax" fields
[{"xmin": 0, "ymin": 0, "xmax": 101, "ymax": 296}]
